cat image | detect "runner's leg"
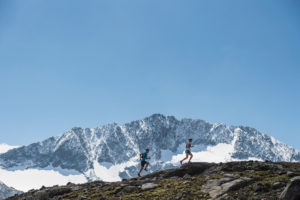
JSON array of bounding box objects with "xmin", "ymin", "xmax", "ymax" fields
[
  {"xmin": 188, "ymin": 153, "xmax": 193, "ymax": 163},
  {"xmin": 180, "ymin": 153, "xmax": 189, "ymax": 165},
  {"xmin": 138, "ymin": 164, "xmax": 144, "ymax": 176},
  {"xmin": 144, "ymin": 162, "xmax": 149, "ymax": 171}
]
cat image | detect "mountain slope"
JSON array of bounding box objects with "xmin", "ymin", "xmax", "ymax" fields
[
  {"xmin": 0, "ymin": 114, "xmax": 299, "ymax": 191},
  {"xmin": 0, "ymin": 181, "xmax": 22, "ymax": 200},
  {"xmin": 0, "ymin": 144, "xmax": 18, "ymax": 154}
]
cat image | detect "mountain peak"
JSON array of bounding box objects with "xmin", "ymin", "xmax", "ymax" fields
[{"xmin": 0, "ymin": 115, "xmax": 299, "ymax": 191}]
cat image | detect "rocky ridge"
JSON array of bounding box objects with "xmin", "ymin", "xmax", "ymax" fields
[{"xmin": 7, "ymin": 161, "xmax": 300, "ymax": 200}]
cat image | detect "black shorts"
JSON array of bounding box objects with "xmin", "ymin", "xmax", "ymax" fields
[{"xmin": 141, "ymin": 161, "xmax": 147, "ymax": 167}]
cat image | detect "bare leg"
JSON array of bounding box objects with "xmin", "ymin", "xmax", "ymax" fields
[
  {"xmin": 180, "ymin": 154, "xmax": 189, "ymax": 165},
  {"xmin": 138, "ymin": 165, "xmax": 144, "ymax": 177},
  {"xmin": 188, "ymin": 153, "xmax": 193, "ymax": 163},
  {"xmin": 144, "ymin": 162, "xmax": 149, "ymax": 171}
]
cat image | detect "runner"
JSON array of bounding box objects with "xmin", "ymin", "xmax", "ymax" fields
[
  {"xmin": 180, "ymin": 138, "xmax": 193, "ymax": 165},
  {"xmin": 138, "ymin": 148, "xmax": 150, "ymax": 177}
]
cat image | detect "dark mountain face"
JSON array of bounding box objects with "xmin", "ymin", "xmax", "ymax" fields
[{"xmin": 0, "ymin": 114, "xmax": 299, "ymax": 181}]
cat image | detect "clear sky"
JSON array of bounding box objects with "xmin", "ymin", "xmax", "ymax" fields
[{"xmin": 0, "ymin": 0, "xmax": 299, "ymax": 150}]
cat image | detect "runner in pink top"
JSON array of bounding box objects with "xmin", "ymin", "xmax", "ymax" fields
[{"xmin": 180, "ymin": 138, "xmax": 193, "ymax": 165}]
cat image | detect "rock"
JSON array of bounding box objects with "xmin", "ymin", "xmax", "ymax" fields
[
  {"xmin": 71, "ymin": 186, "xmax": 81, "ymax": 191},
  {"xmin": 79, "ymin": 195, "xmax": 88, "ymax": 199},
  {"xmin": 287, "ymin": 171, "xmax": 296, "ymax": 177},
  {"xmin": 30, "ymin": 187, "xmax": 73, "ymax": 200},
  {"xmin": 221, "ymin": 177, "xmax": 252, "ymax": 192},
  {"xmin": 223, "ymin": 173, "xmax": 239, "ymax": 178},
  {"xmin": 141, "ymin": 183, "xmax": 158, "ymax": 190},
  {"xmin": 202, "ymin": 177, "xmax": 253, "ymax": 198},
  {"xmin": 124, "ymin": 186, "xmax": 136, "ymax": 193},
  {"xmin": 48, "ymin": 187, "xmax": 72, "ymax": 198},
  {"xmin": 280, "ymin": 176, "xmax": 300, "ymax": 200},
  {"xmin": 183, "ymin": 174, "xmax": 191, "ymax": 179},
  {"xmin": 206, "ymin": 179, "xmax": 222, "ymax": 186},
  {"xmin": 182, "ymin": 181, "xmax": 190, "ymax": 184},
  {"xmin": 34, "ymin": 190, "xmax": 49, "ymax": 200},
  {"xmin": 117, "ymin": 191, "xmax": 124, "ymax": 196},
  {"xmin": 253, "ymin": 183, "xmax": 264, "ymax": 192},
  {"xmin": 182, "ymin": 190, "xmax": 191, "ymax": 195},
  {"xmin": 140, "ymin": 178, "xmax": 152, "ymax": 184},
  {"xmin": 219, "ymin": 177, "xmax": 236, "ymax": 184},
  {"xmin": 272, "ymin": 182, "xmax": 285, "ymax": 190},
  {"xmin": 279, "ymin": 171, "xmax": 286, "ymax": 175},
  {"xmin": 113, "ymin": 187, "xmax": 122, "ymax": 194}
]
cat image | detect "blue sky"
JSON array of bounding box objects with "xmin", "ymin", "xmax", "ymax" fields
[{"xmin": 0, "ymin": 0, "xmax": 299, "ymax": 149}]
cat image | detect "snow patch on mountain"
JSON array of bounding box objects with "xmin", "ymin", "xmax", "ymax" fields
[
  {"xmin": 163, "ymin": 130, "xmax": 262, "ymax": 165},
  {"xmin": 0, "ymin": 144, "xmax": 19, "ymax": 154},
  {"xmin": 0, "ymin": 167, "xmax": 87, "ymax": 192},
  {"xmin": 90, "ymin": 160, "xmax": 138, "ymax": 182}
]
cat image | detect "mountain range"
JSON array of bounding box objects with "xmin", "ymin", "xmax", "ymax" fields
[{"xmin": 0, "ymin": 114, "xmax": 299, "ymax": 192}]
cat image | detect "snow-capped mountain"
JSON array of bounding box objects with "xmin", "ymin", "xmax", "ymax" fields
[
  {"xmin": 0, "ymin": 180, "xmax": 22, "ymax": 200},
  {"xmin": 0, "ymin": 114, "xmax": 299, "ymax": 192}
]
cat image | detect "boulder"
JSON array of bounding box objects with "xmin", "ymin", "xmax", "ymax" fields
[
  {"xmin": 78, "ymin": 195, "xmax": 88, "ymax": 200},
  {"xmin": 253, "ymin": 183, "xmax": 264, "ymax": 192},
  {"xmin": 202, "ymin": 177, "xmax": 252, "ymax": 199},
  {"xmin": 124, "ymin": 186, "xmax": 137, "ymax": 193},
  {"xmin": 272, "ymin": 182, "xmax": 285, "ymax": 190},
  {"xmin": 287, "ymin": 171, "xmax": 296, "ymax": 177},
  {"xmin": 280, "ymin": 176, "xmax": 300, "ymax": 200},
  {"xmin": 221, "ymin": 177, "xmax": 252, "ymax": 192},
  {"xmin": 183, "ymin": 174, "xmax": 191, "ymax": 179},
  {"xmin": 141, "ymin": 183, "xmax": 158, "ymax": 190}
]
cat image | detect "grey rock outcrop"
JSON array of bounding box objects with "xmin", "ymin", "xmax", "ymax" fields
[
  {"xmin": 141, "ymin": 183, "xmax": 158, "ymax": 190},
  {"xmin": 280, "ymin": 176, "xmax": 300, "ymax": 200},
  {"xmin": 202, "ymin": 176, "xmax": 253, "ymax": 199}
]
